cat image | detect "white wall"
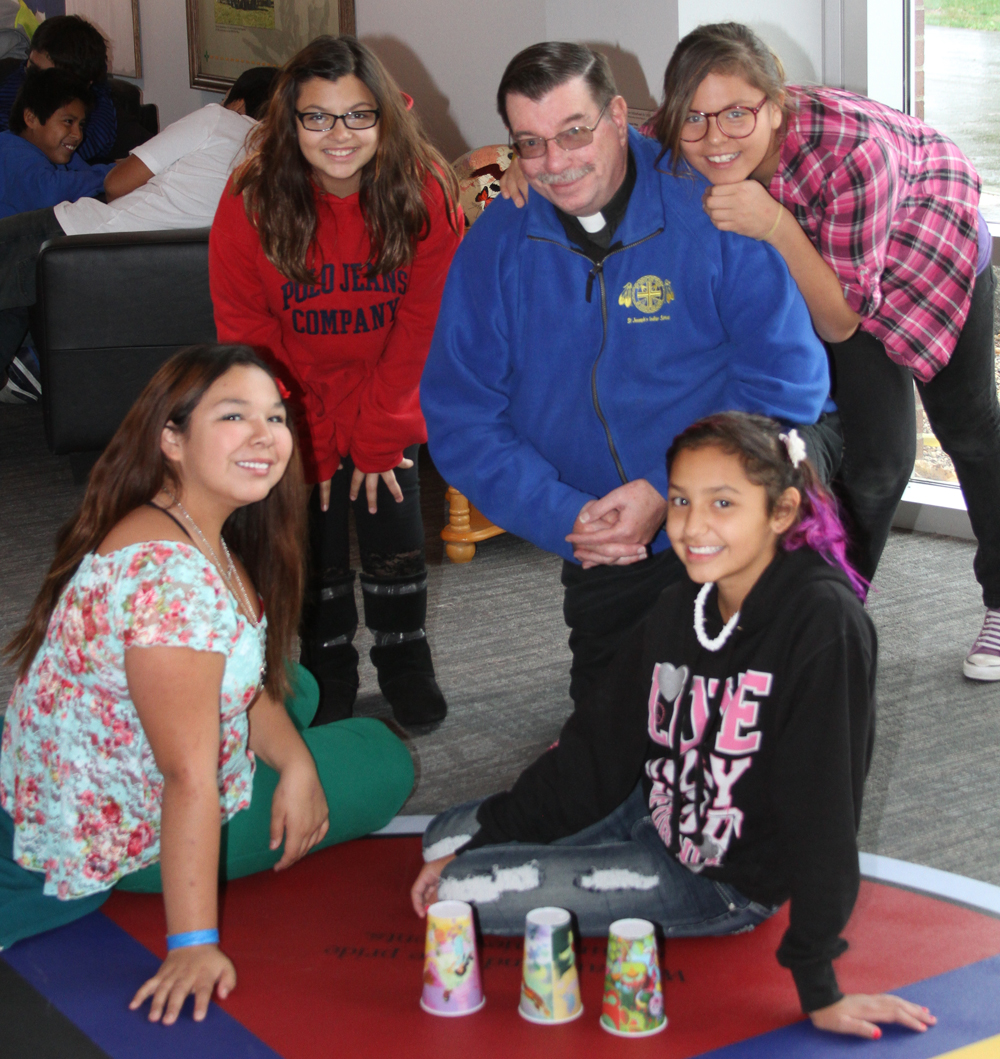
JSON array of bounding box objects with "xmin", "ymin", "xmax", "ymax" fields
[
  {"xmin": 121, "ymin": 0, "xmax": 220, "ymax": 129},
  {"xmin": 358, "ymin": 0, "xmax": 834, "ymax": 156},
  {"xmin": 678, "ymin": 0, "xmax": 824, "ymax": 84},
  {"xmin": 121, "ymin": 0, "xmax": 901, "ymax": 151},
  {"xmin": 356, "ymin": 0, "xmax": 678, "ymax": 159},
  {"xmin": 842, "ymin": 0, "xmax": 906, "ymax": 109}
]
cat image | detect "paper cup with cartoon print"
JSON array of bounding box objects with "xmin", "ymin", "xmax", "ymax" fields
[
  {"xmin": 600, "ymin": 918, "xmax": 667, "ymax": 1036},
  {"xmin": 518, "ymin": 907, "xmax": 584, "ymax": 1024},
  {"xmin": 420, "ymin": 900, "xmax": 486, "ymax": 1016}
]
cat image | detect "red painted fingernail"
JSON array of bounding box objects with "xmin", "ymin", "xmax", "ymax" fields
[{"xmin": 871, "ymin": 1028, "xmax": 882, "ymax": 1040}]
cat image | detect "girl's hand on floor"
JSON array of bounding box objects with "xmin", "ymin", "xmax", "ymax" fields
[
  {"xmin": 411, "ymin": 854, "xmax": 456, "ymax": 916},
  {"xmin": 809, "ymin": 994, "xmax": 936, "ymax": 1038},
  {"xmin": 499, "ymin": 155, "xmax": 530, "ymax": 207},
  {"xmin": 349, "ymin": 457, "xmax": 414, "ymax": 514},
  {"xmin": 270, "ymin": 755, "xmax": 330, "ymax": 870},
  {"xmin": 129, "ymin": 945, "xmax": 237, "ymax": 1025},
  {"xmin": 702, "ymin": 181, "xmax": 784, "ymax": 242}
]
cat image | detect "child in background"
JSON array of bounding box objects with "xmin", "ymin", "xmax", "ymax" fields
[
  {"xmin": 0, "ymin": 14, "xmax": 115, "ymax": 162},
  {"xmin": 412, "ymin": 412, "xmax": 934, "ymax": 1040},
  {"xmin": 0, "ymin": 66, "xmax": 112, "ymax": 218}
]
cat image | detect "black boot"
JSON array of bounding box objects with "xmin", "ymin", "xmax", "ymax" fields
[
  {"xmin": 361, "ymin": 572, "xmax": 447, "ymax": 727},
  {"xmin": 300, "ymin": 641, "xmax": 359, "ymax": 726},
  {"xmin": 369, "ymin": 637, "xmax": 447, "ymax": 727},
  {"xmin": 300, "ymin": 574, "xmax": 359, "ymax": 726}
]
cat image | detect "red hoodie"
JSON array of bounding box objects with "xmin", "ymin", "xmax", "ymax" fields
[{"xmin": 209, "ymin": 173, "xmax": 461, "ymax": 482}]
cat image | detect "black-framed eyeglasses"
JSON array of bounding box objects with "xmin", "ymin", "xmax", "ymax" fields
[
  {"xmin": 295, "ymin": 109, "xmax": 380, "ymax": 132},
  {"xmin": 680, "ymin": 97, "xmax": 769, "ymax": 142},
  {"xmin": 510, "ymin": 101, "xmax": 609, "ymax": 159}
]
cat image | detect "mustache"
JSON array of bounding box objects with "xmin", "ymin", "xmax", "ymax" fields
[{"xmin": 534, "ymin": 164, "xmax": 594, "ymax": 186}]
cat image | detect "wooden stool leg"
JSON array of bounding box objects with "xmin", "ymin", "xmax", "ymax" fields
[
  {"xmin": 445, "ymin": 540, "xmax": 477, "ymax": 563},
  {"xmin": 444, "ymin": 487, "xmax": 476, "ymax": 563}
]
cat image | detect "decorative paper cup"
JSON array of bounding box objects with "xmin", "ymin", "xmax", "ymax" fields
[
  {"xmin": 518, "ymin": 906, "xmax": 584, "ymax": 1025},
  {"xmin": 599, "ymin": 918, "xmax": 667, "ymax": 1037},
  {"xmin": 420, "ymin": 900, "xmax": 486, "ymax": 1016}
]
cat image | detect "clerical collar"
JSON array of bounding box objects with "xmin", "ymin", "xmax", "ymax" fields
[
  {"xmin": 555, "ymin": 148, "xmax": 636, "ymax": 260},
  {"xmin": 577, "ymin": 212, "xmax": 606, "ymax": 233}
]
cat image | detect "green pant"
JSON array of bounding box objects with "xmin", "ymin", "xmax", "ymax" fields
[{"xmin": 0, "ymin": 665, "xmax": 414, "ymax": 945}]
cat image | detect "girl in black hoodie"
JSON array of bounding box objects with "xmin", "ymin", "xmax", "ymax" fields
[{"xmin": 411, "ymin": 412, "xmax": 936, "ymax": 1040}]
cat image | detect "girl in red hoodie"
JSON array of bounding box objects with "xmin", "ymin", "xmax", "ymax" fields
[{"xmin": 210, "ymin": 36, "xmax": 462, "ymax": 727}]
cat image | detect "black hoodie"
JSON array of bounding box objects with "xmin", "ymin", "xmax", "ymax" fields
[{"xmin": 464, "ymin": 547, "xmax": 877, "ymax": 1013}]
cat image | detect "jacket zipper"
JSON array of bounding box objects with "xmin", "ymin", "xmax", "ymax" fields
[{"xmin": 528, "ymin": 229, "xmax": 662, "ymax": 484}]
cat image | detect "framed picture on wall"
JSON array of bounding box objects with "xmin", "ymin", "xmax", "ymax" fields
[{"xmin": 185, "ymin": 0, "xmax": 355, "ymax": 91}]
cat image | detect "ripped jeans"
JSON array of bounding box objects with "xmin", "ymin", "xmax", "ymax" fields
[{"xmin": 424, "ymin": 783, "xmax": 778, "ymax": 937}]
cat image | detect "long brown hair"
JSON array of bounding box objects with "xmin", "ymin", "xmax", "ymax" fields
[
  {"xmin": 651, "ymin": 22, "xmax": 792, "ymax": 173},
  {"xmin": 5, "ymin": 345, "xmax": 307, "ymax": 699},
  {"xmin": 233, "ymin": 35, "xmax": 460, "ymax": 284}
]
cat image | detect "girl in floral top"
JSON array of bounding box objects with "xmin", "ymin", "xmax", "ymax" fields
[{"xmin": 1, "ymin": 344, "xmax": 413, "ymax": 1025}]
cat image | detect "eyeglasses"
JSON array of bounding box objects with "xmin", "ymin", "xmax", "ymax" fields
[
  {"xmin": 295, "ymin": 109, "xmax": 380, "ymax": 132},
  {"xmin": 680, "ymin": 97, "xmax": 769, "ymax": 142},
  {"xmin": 510, "ymin": 101, "xmax": 609, "ymax": 159}
]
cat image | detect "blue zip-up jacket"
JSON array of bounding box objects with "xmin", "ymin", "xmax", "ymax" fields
[
  {"xmin": 421, "ymin": 130, "xmax": 830, "ymax": 562},
  {"xmin": 0, "ymin": 130, "xmax": 112, "ymax": 219}
]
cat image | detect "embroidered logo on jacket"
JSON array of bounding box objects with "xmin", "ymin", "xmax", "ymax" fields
[
  {"xmin": 645, "ymin": 661, "xmax": 771, "ymax": 872},
  {"xmin": 619, "ymin": 275, "xmax": 674, "ymax": 323}
]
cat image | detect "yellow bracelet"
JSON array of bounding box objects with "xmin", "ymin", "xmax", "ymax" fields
[{"xmin": 762, "ymin": 206, "xmax": 782, "ymax": 241}]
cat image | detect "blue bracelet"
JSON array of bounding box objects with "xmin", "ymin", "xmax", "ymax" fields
[{"xmin": 166, "ymin": 929, "xmax": 219, "ymax": 950}]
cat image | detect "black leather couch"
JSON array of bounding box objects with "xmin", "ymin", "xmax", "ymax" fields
[{"xmin": 30, "ymin": 228, "xmax": 216, "ymax": 461}]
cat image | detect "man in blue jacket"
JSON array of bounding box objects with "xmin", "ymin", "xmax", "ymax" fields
[{"xmin": 421, "ymin": 42, "xmax": 835, "ymax": 699}]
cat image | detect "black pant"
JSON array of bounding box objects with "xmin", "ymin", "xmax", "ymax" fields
[
  {"xmin": 828, "ymin": 265, "xmax": 1000, "ymax": 605},
  {"xmin": 561, "ymin": 549, "xmax": 686, "ymax": 702},
  {"xmin": 304, "ymin": 444, "xmax": 427, "ymax": 650},
  {"xmin": 0, "ymin": 206, "xmax": 64, "ymax": 371}
]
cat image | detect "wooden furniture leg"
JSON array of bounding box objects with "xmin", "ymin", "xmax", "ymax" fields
[{"xmin": 441, "ymin": 486, "xmax": 505, "ymax": 563}]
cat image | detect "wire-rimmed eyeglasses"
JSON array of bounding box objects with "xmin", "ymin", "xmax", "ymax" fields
[
  {"xmin": 510, "ymin": 101, "xmax": 610, "ymax": 159},
  {"xmin": 680, "ymin": 97, "xmax": 769, "ymax": 142},
  {"xmin": 295, "ymin": 109, "xmax": 380, "ymax": 132}
]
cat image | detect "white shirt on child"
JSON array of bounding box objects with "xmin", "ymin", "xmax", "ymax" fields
[{"xmin": 53, "ymin": 103, "xmax": 255, "ymax": 236}]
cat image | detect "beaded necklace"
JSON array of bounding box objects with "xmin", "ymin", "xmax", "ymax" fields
[{"xmin": 693, "ymin": 582, "xmax": 740, "ymax": 652}]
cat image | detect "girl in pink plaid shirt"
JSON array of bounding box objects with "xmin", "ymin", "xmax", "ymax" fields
[{"xmin": 653, "ymin": 22, "xmax": 999, "ymax": 682}]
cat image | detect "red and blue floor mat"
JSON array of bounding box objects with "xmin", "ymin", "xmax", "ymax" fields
[{"xmin": 4, "ymin": 834, "xmax": 1000, "ymax": 1058}]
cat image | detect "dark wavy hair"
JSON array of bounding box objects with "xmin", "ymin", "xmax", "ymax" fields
[
  {"xmin": 233, "ymin": 35, "xmax": 460, "ymax": 284},
  {"xmin": 9, "ymin": 67, "xmax": 92, "ymax": 133},
  {"xmin": 225, "ymin": 66, "xmax": 279, "ymax": 121},
  {"xmin": 667, "ymin": 412, "xmax": 868, "ymax": 599},
  {"xmin": 5, "ymin": 345, "xmax": 307, "ymax": 698},
  {"xmin": 31, "ymin": 14, "xmax": 108, "ymax": 84},
  {"xmin": 651, "ymin": 22, "xmax": 792, "ymax": 174}
]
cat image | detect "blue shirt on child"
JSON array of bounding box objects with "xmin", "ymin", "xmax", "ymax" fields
[{"xmin": 0, "ymin": 129, "xmax": 112, "ymax": 218}]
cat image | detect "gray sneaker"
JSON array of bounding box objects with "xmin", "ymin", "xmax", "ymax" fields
[
  {"xmin": 0, "ymin": 351, "xmax": 41, "ymax": 404},
  {"xmin": 963, "ymin": 609, "xmax": 1000, "ymax": 680}
]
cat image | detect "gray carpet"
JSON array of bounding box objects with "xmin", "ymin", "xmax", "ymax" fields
[{"xmin": 2, "ymin": 401, "xmax": 999, "ymax": 886}]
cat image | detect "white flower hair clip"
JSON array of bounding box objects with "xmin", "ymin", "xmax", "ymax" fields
[{"xmin": 779, "ymin": 428, "xmax": 807, "ymax": 469}]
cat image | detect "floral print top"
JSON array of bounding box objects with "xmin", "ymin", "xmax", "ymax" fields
[{"xmin": 0, "ymin": 541, "xmax": 264, "ymax": 899}]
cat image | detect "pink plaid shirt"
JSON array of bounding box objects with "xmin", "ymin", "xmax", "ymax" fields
[{"xmin": 771, "ymin": 86, "xmax": 980, "ymax": 382}]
